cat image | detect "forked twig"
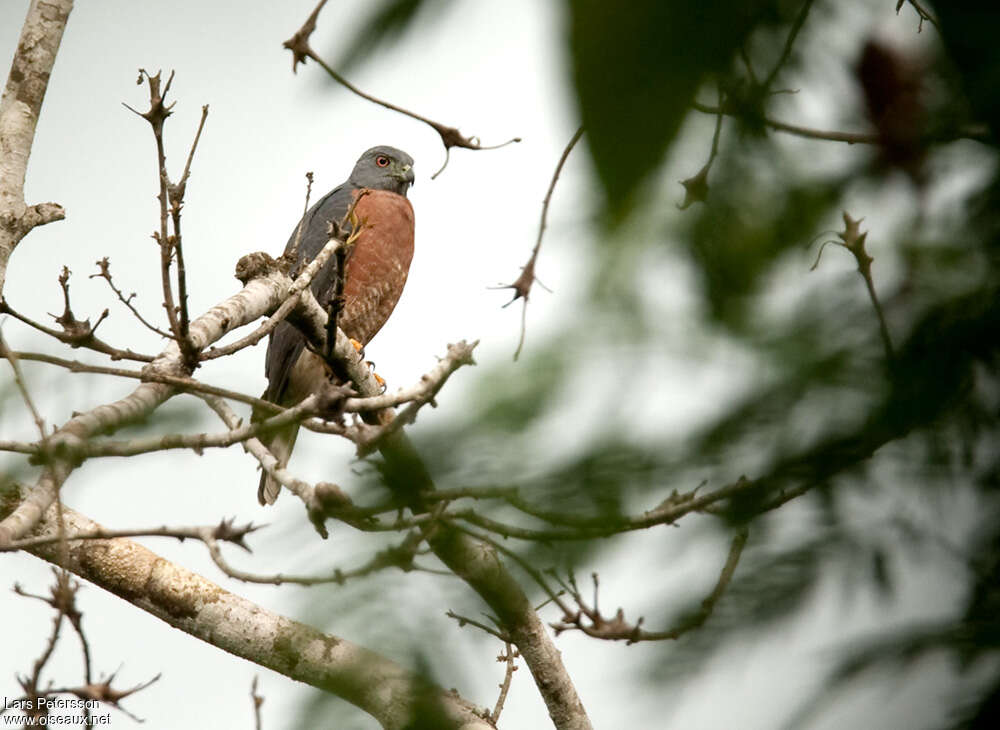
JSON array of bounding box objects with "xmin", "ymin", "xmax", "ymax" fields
[
  {"xmin": 282, "ymin": 0, "xmax": 520, "ymax": 178},
  {"xmin": 496, "ymin": 126, "xmax": 584, "ymax": 360}
]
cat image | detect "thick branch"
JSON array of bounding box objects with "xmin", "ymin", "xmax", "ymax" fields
[
  {"xmin": 317, "ymin": 367, "xmax": 591, "ymax": 728},
  {"xmin": 266, "ymin": 253, "xmax": 591, "ymax": 728},
  {"xmin": 0, "ymin": 0, "xmax": 72, "ymax": 296},
  {"xmin": 19, "ymin": 503, "xmax": 492, "ymax": 730}
]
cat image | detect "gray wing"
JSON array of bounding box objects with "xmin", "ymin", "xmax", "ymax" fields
[{"xmin": 263, "ymin": 182, "xmax": 357, "ymax": 404}]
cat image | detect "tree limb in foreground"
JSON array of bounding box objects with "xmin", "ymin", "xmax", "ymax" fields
[{"xmin": 21, "ymin": 501, "xmax": 494, "ymax": 730}]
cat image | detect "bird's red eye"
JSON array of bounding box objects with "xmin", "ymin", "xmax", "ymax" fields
[{"xmin": 375, "ymin": 156, "xmax": 390, "ymax": 167}]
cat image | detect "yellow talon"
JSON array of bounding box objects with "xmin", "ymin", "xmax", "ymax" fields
[{"xmin": 349, "ymin": 338, "xmax": 364, "ymax": 353}]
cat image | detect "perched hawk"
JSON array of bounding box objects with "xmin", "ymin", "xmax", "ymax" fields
[{"xmin": 257, "ymin": 146, "xmax": 416, "ymax": 504}]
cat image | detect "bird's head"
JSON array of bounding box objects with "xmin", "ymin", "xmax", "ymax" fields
[{"xmin": 350, "ymin": 146, "xmax": 415, "ymax": 196}]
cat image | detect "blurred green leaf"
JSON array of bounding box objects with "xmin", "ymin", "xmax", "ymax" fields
[{"xmin": 566, "ymin": 0, "xmax": 777, "ymax": 218}]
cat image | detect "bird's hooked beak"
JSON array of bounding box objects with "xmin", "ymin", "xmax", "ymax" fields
[{"xmin": 393, "ymin": 161, "xmax": 415, "ymax": 188}]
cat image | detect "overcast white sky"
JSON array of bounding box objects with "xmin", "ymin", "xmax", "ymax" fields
[{"xmin": 0, "ymin": 1, "xmax": 976, "ymax": 728}]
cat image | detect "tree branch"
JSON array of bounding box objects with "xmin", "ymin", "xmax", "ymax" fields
[
  {"xmin": 691, "ymin": 100, "xmax": 989, "ymax": 145},
  {"xmin": 261, "ymin": 247, "xmax": 593, "ymax": 729},
  {"xmin": 282, "ymin": 0, "xmax": 519, "ymax": 178},
  {"xmin": 19, "ymin": 502, "xmax": 493, "ymax": 730},
  {"xmin": 497, "ymin": 126, "xmax": 583, "ymax": 360},
  {"xmin": 551, "ymin": 530, "xmax": 749, "ymax": 643},
  {"xmin": 90, "ymin": 257, "xmax": 172, "ymax": 339},
  {"xmin": 0, "ymin": 255, "xmax": 300, "ymax": 547},
  {"xmin": 0, "ymin": 294, "xmax": 156, "ymax": 363},
  {"xmin": 0, "ymin": 0, "xmax": 72, "ymax": 297}
]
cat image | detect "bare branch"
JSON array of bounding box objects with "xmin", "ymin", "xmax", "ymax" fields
[
  {"xmin": 169, "ymin": 103, "xmax": 210, "ymax": 356},
  {"xmin": 551, "ymin": 530, "xmax": 748, "ymax": 643},
  {"xmin": 125, "ymin": 70, "xmax": 185, "ymax": 350},
  {"xmin": 282, "ymin": 0, "xmax": 520, "ymax": 178},
  {"xmin": 48, "ymin": 392, "xmax": 335, "ymax": 461},
  {"xmin": 491, "ymin": 643, "xmax": 519, "ymax": 724},
  {"xmin": 446, "ymin": 610, "xmax": 511, "ymax": 643},
  {"xmin": 204, "ymin": 530, "xmax": 435, "ymax": 586},
  {"xmin": 350, "ymin": 340, "xmax": 479, "ymax": 454},
  {"xmin": 812, "ymin": 212, "xmax": 894, "ymax": 362},
  {"xmin": 0, "ymin": 0, "xmax": 72, "ymax": 297},
  {"xmin": 497, "ymin": 126, "xmax": 583, "ymax": 360},
  {"xmin": 251, "ymin": 677, "xmax": 263, "ymax": 730},
  {"xmin": 44, "ymin": 671, "xmax": 162, "ymax": 723},
  {"xmin": 691, "ymin": 100, "xmax": 988, "ymax": 145},
  {"xmin": 1, "ymin": 518, "xmax": 261, "ymax": 553},
  {"xmin": 679, "ymin": 86, "xmax": 725, "ymax": 210},
  {"xmin": 0, "ymin": 330, "xmax": 47, "ymax": 439},
  {"xmin": 89, "ymin": 257, "xmax": 173, "ymax": 338},
  {"xmin": 0, "ymin": 256, "xmax": 304, "ymax": 547},
  {"xmin": 23, "ymin": 503, "xmax": 494, "ymax": 730},
  {"xmin": 762, "ymin": 0, "xmax": 816, "ymax": 90},
  {"xmin": 896, "ymin": 0, "xmax": 939, "ymax": 32},
  {"xmin": 0, "ymin": 296, "xmax": 156, "ymax": 362},
  {"xmin": 284, "ymin": 306, "xmax": 594, "ymax": 727},
  {"xmin": 126, "ymin": 70, "xmax": 209, "ymax": 367},
  {"xmin": 200, "ymin": 395, "xmax": 346, "ymax": 539},
  {"xmin": 14, "ymin": 574, "xmax": 65, "ymax": 701},
  {"xmin": 4, "ymin": 348, "xmax": 284, "ymax": 414},
  {"xmin": 286, "ymin": 171, "xmax": 314, "ymax": 265}
]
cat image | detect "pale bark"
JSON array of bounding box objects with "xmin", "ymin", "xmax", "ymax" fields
[
  {"xmin": 0, "ymin": 265, "xmax": 295, "ymax": 546},
  {"xmin": 0, "ymin": 0, "xmax": 72, "ymax": 296},
  {"xmin": 24, "ymin": 503, "xmax": 493, "ymax": 730}
]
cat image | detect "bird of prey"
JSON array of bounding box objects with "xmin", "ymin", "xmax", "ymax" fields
[{"xmin": 257, "ymin": 145, "xmax": 416, "ymax": 505}]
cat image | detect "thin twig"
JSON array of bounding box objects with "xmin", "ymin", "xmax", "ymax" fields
[
  {"xmin": 350, "ymin": 340, "xmax": 479, "ymax": 455},
  {"xmin": 124, "ymin": 70, "xmax": 184, "ymax": 347},
  {"xmin": 679, "ymin": 86, "xmax": 725, "ymax": 210},
  {"xmin": 813, "ymin": 212, "xmax": 894, "ymax": 362},
  {"xmin": 691, "ymin": 101, "xmax": 988, "ymax": 145},
  {"xmin": 0, "ymin": 330, "xmax": 48, "ymax": 439},
  {"xmin": 692, "ymin": 101, "xmax": 880, "ymax": 143},
  {"xmin": 251, "ymin": 677, "xmax": 263, "ymax": 730},
  {"xmin": 497, "ymin": 126, "xmax": 583, "ymax": 360},
  {"xmin": 204, "ymin": 531, "xmax": 437, "ymax": 586},
  {"xmin": 286, "ymin": 171, "xmax": 314, "ymax": 265},
  {"xmin": 0, "ymin": 297, "xmax": 155, "ymax": 362},
  {"xmin": 897, "ymin": 0, "xmax": 939, "ymax": 32},
  {"xmin": 762, "ymin": 0, "xmax": 816, "ymax": 90},
  {"xmin": 89, "ymin": 258, "xmax": 173, "ymax": 338},
  {"xmin": 282, "ymin": 0, "xmax": 519, "ymax": 178},
  {"xmin": 1, "ymin": 519, "xmax": 261, "ymax": 553},
  {"xmin": 4, "ymin": 349, "xmax": 284, "ymax": 415},
  {"xmin": 178, "ymin": 104, "xmax": 209, "ymax": 189},
  {"xmin": 550, "ymin": 530, "xmax": 748, "ymax": 643},
  {"xmin": 491, "ymin": 642, "xmax": 518, "ymax": 724},
  {"xmin": 445, "ymin": 610, "xmax": 511, "ymax": 642},
  {"xmin": 16, "ymin": 580, "xmax": 64, "ymax": 694},
  {"xmin": 55, "ymin": 393, "xmax": 332, "ymax": 460},
  {"xmin": 170, "ymin": 103, "xmax": 210, "ymax": 354}
]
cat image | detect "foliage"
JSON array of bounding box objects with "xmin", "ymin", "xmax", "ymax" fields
[{"xmin": 304, "ymin": 0, "xmax": 1000, "ymax": 726}]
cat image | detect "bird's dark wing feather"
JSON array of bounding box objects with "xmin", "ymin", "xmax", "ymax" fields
[{"xmin": 263, "ymin": 182, "xmax": 358, "ymax": 404}]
